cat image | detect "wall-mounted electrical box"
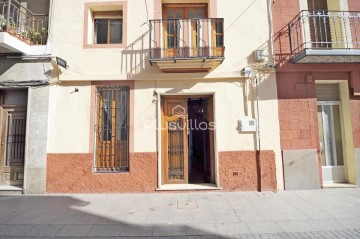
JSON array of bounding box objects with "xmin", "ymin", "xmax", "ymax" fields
[
  {"xmin": 241, "ymin": 67, "xmax": 252, "ymax": 77},
  {"xmin": 254, "ymin": 50, "xmax": 266, "ymax": 62},
  {"xmin": 239, "ymin": 118, "xmax": 257, "ymax": 132}
]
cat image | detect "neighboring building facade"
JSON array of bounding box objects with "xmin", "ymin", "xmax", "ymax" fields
[
  {"xmin": 46, "ymin": 0, "xmax": 282, "ymax": 193},
  {"xmin": 0, "ymin": 0, "xmax": 53, "ymax": 194},
  {"xmin": 273, "ymin": 0, "xmax": 360, "ymax": 189}
]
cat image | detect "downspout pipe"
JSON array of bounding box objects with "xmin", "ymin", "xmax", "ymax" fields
[
  {"xmin": 255, "ymin": 74, "xmax": 262, "ymax": 192},
  {"xmin": 267, "ymin": 0, "xmax": 275, "ymax": 65}
]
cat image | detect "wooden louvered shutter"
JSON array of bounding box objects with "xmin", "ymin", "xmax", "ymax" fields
[{"xmin": 307, "ymin": 0, "xmax": 332, "ymax": 48}]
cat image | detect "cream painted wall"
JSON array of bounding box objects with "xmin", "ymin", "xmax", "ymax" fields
[
  {"xmin": 47, "ymin": 83, "xmax": 92, "ymax": 153},
  {"xmin": 339, "ymin": 81, "xmax": 356, "ymax": 184},
  {"xmin": 48, "ymin": 0, "xmax": 283, "ymax": 189},
  {"xmin": 51, "ymin": 0, "xmax": 272, "ymax": 81},
  {"xmin": 134, "ymin": 76, "xmax": 283, "ymax": 189},
  {"xmin": 134, "ymin": 77, "xmax": 280, "ymax": 152}
]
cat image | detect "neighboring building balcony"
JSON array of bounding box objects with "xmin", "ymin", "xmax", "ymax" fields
[
  {"xmin": 0, "ymin": 0, "xmax": 49, "ymax": 55},
  {"xmin": 289, "ymin": 10, "xmax": 360, "ymax": 63},
  {"xmin": 149, "ymin": 18, "xmax": 224, "ymax": 73}
]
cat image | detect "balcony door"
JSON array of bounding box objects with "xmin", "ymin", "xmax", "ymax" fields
[
  {"xmin": 317, "ymin": 103, "xmax": 345, "ymax": 183},
  {"xmin": 316, "ymin": 84, "xmax": 346, "ymax": 183},
  {"xmin": 307, "ymin": 0, "xmax": 332, "ymax": 48},
  {"xmin": 163, "ymin": 4, "xmax": 207, "ymax": 58}
]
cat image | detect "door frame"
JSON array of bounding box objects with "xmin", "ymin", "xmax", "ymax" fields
[
  {"xmin": 317, "ymin": 100, "xmax": 347, "ymax": 182},
  {"xmin": 0, "ymin": 90, "xmax": 28, "ymax": 188},
  {"xmin": 157, "ymin": 93, "xmax": 218, "ymax": 188}
]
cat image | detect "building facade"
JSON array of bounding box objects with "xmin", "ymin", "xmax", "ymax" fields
[
  {"xmin": 0, "ymin": 0, "xmax": 53, "ymax": 194},
  {"xmin": 45, "ymin": 0, "xmax": 282, "ymax": 193},
  {"xmin": 1, "ymin": 0, "xmax": 359, "ymax": 195},
  {"xmin": 273, "ymin": 0, "xmax": 360, "ymax": 189}
]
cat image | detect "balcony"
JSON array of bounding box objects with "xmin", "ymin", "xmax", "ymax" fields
[
  {"xmin": 149, "ymin": 18, "xmax": 224, "ymax": 73},
  {"xmin": 0, "ymin": 0, "xmax": 49, "ymax": 55},
  {"xmin": 289, "ymin": 10, "xmax": 360, "ymax": 63}
]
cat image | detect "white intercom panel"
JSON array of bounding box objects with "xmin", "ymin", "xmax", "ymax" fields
[{"xmin": 239, "ymin": 118, "xmax": 257, "ymax": 132}]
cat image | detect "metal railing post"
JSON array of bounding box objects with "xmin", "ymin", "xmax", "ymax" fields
[
  {"xmin": 288, "ymin": 22, "xmax": 293, "ymax": 54},
  {"xmin": 149, "ymin": 20, "xmax": 152, "ymax": 59},
  {"xmin": 6, "ymin": 0, "xmax": 11, "ymax": 30}
]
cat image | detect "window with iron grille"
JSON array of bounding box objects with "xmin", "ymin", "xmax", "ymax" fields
[{"xmin": 95, "ymin": 86, "xmax": 129, "ymax": 172}]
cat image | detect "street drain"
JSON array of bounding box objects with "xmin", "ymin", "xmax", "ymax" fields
[
  {"xmin": 177, "ymin": 200, "xmax": 197, "ymax": 209},
  {"xmin": 256, "ymin": 192, "xmax": 275, "ymax": 198}
]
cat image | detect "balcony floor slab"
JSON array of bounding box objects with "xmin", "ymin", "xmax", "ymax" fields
[{"xmin": 293, "ymin": 49, "xmax": 360, "ymax": 63}]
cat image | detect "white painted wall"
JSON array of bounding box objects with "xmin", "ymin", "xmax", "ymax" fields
[
  {"xmin": 51, "ymin": 0, "xmax": 273, "ymax": 81},
  {"xmin": 47, "ymin": 83, "xmax": 92, "ymax": 153}
]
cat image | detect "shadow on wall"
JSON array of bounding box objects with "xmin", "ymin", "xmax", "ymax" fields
[
  {"xmin": 273, "ymin": 24, "xmax": 295, "ymax": 69},
  {"xmin": 0, "ymin": 195, "xmax": 230, "ymax": 237},
  {"xmin": 0, "ymin": 59, "xmax": 20, "ymax": 75},
  {"xmin": 121, "ymin": 29, "xmax": 161, "ymax": 80}
]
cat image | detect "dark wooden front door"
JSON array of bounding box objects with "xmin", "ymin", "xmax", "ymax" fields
[{"xmin": 0, "ymin": 108, "xmax": 26, "ymax": 186}]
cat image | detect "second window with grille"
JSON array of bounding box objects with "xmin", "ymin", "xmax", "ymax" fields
[{"xmin": 95, "ymin": 86, "xmax": 129, "ymax": 172}]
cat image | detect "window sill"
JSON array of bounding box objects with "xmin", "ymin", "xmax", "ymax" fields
[
  {"xmin": 93, "ymin": 168, "xmax": 129, "ymax": 174},
  {"xmin": 84, "ymin": 43, "xmax": 126, "ymax": 49}
]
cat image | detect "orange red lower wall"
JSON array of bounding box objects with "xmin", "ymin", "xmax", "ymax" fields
[
  {"xmin": 46, "ymin": 150, "xmax": 277, "ymax": 193},
  {"xmin": 219, "ymin": 151, "xmax": 277, "ymax": 191},
  {"xmin": 46, "ymin": 153, "xmax": 158, "ymax": 193}
]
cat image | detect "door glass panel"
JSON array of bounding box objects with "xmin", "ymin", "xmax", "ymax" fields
[
  {"xmin": 167, "ymin": 23, "xmax": 175, "ymax": 34},
  {"xmin": 94, "ymin": 19, "xmax": 108, "ymax": 44},
  {"xmin": 333, "ymin": 105, "xmax": 344, "ymax": 166},
  {"xmin": 110, "ymin": 19, "xmax": 122, "ymax": 43},
  {"xmin": 6, "ymin": 113, "xmax": 26, "ymax": 167},
  {"xmin": 168, "ymin": 118, "xmax": 185, "ymax": 180},
  {"xmin": 167, "ymin": 10, "xmax": 174, "ymax": 18},
  {"xmin": 323, "ymin": 105, "xmax": 336, "ymax": 166},
  {"xmin": 215, "ymin": 21, "xmax": 224, "ymax": 47},
  {"xmin": 175, "ymin": 9, "xmax": 183, "ymax": 19},
  {"xmin": 166, "ymin": 20, "xmax": 177, "ymax": 48},
  {"xmin": 167, "ymin": 36, "xmax": 176, "ymax": 48},
  {"xmin": 188, "ymin": 9, "xmax": 204, "ymax": 19},
  {"xmin": 317, "ymin": 105, "xmax": 326, "ymax": 166}
]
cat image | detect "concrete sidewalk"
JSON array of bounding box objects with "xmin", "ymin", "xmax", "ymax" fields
[{"xmin": 0, "ymin": 189, "xmax": 360, "ymax": 238}]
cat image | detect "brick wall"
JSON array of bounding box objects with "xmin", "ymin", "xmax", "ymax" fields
[
  {"xmin": 219, "ymin": 151, "xmax": 277, "ymax": 191},
  {"xmin": 276, "ymin": 72, "xmax": 319, "ymax": 150},
  {"xmin": 348, "ymin": 0, "xmax": 360, "ymax": 11},
  {"xmin": 272, "ymin": 0, "xmax": 301, "ymax": 66},
  {"xmin": 351, "ymin": 100, "xmax": 360, "ymax": 148},
  {"xmin": 279, "ymin": 99, "xmax": 319, "ymax": 150}
]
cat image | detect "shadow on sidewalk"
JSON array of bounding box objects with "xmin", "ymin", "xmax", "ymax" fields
[{"xmin": 0, "ymin": 195, "xmax": 228, "ymax": 237}]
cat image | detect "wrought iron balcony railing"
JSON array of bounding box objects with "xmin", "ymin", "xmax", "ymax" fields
[
  {"xmin": 149, "ymin": 18, "xmax": 224, "ymax": 61},
  {"xmin": 289, "ymin": 10, "xmax": 360, "ymax": 55},
  {"xmin": 0, "ymin": 0, "xmax": 48, "ymax": 45}
]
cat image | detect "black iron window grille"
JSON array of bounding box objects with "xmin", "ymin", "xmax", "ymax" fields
[{"xmin": 95, "ymin": 86, "xmax": 129, "ymax": 172}]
